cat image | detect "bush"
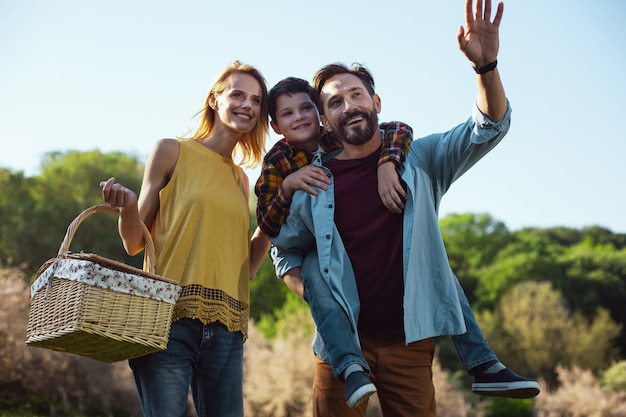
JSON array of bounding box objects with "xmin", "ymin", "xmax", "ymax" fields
[
  {"xmin": 601, "ymin": 361, "xmax": 626, "ymax": 391},
  {"xmin": 476, "ymin": 281, "xmax": 621, "ymax": 386},
  {"xmin": 243, "ymin": 311, "xmax": 315, "ymax": 417},
  {"xmin": 0, "ymin": 266, "xmax": 141, "ymax": 416},
  {"xmin": 3, "ymin": 264, "xmax": 626, "ymax": 417},
  {"xmin": 255, "ymin": 291, "xmax": 314, "ymax": 340},
  {"xmin": 536, "ymin": 366, "xmax": 626, "ymax": 417},
  {"xmin": 486, "ymin": 397, "xmax": 533, "ymax": 417},
  {"xmin": 244, "ymin": 307, "xmax": 485, "ymax": 417}
]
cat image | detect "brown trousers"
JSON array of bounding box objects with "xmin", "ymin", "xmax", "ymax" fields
[{"xmin": 313, "ymin": 334, "xmax": 436, "ymax": 417}]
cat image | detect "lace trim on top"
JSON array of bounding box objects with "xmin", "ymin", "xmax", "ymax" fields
[{"xmin": 172, "ymin": 284, "xmax": 249, "ymax": 340}]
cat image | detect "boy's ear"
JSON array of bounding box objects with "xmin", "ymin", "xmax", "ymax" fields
[
  {"xmin": 270, "ymin": 120, "xmax": 282, "ymax": 135},
  {"xmin": 320, "ymin": 115, "xmax": 333, "ymax": 132}
]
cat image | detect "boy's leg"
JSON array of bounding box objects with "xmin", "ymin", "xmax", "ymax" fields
[
  {"xmin": 452, "ymin": 276, "xmax": 540, "ymax": 398},
  {"xmin": 451, "ymin": 277, "xmax": 497, "ymax": 370},
  {"xmin": 302, "ymin": 251, "xmax": 375, "ymax": 407},
  {"xmin": 302, "ymin": 251, "xmax": 369, "ymax": 377}
]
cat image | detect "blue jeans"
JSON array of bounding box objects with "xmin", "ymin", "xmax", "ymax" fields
[
  {"xmin": 129, "ymin": 319, "xmax": 244, "ymax": 417},
  {"xmin": 302, "ymin": 251, "xmax": 370, "ymax": 380},
  {"xmin": 303, "ymin": 251, "xmax": 496, "ymax": 378},
  {"xmin": 450, "ymin": 277, "xmax": 498, "ymax": 370}
]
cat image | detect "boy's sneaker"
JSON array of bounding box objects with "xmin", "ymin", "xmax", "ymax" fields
[
  {"xmin": 345, "ymin": 371, "xmax": 377, "ymax": 408},
  {"xmin": 472, "ymin": 367, "xmax": 540, "ymax": 398}
]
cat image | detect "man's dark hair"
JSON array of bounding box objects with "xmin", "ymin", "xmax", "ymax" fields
[
  {"xmin": 268, "ymin": 77, "xmax": 321, "ymax": 121},
  {"xmin": 311, "ymin": 63, "xmax": 376, "ymax": 114}
]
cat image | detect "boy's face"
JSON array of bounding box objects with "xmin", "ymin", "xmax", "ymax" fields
[{"xmin": 270, "ymin": 92, "xmax": 321, "ymax": 152}]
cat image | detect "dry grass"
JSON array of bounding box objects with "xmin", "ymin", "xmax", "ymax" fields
[
  {"xmin": 243, "ymin": 311, "xmax": 315, "ymax": 416},
  {"xmin": 242, "ymin": 310, "xmax": 484, "ymax": 417},
  {"xmin": 536, "ymin": 366, "xmax": 626, "ymax": 417},
  {"xmin": 431, "ymin": 360, "xmax": 486, "ymax": 417},
  {"xmin": 2, "ymin": 267, "xmax": 625, "ymax": 416},
  {"xmin": 0, "ymin": 267, "xmax": 142, "ymax": 415}
]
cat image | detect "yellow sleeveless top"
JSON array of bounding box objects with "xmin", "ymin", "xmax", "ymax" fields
[{"xmin": 151, "ymin": 138, "xmax": 250, "ymax": 338}]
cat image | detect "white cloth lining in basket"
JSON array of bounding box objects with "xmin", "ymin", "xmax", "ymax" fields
[{"xmin": 31, "ymin": 258, "xmax": 181, "ymax": 304}]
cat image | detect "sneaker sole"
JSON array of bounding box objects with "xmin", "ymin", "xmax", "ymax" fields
[
  {"xmin": 472, "ymin": 381, "xmax": 540, "ymax": 399},
  {"xmin": 347, "ymin": 383, "xmax": 377, "ymax": 408}
]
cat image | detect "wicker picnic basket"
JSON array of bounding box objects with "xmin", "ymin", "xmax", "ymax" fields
[{"xmin": 26, "ymin": 204, "xmax": 181, "ymax": 363}]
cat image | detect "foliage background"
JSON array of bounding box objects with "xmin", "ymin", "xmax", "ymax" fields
[{"xmin": 1, "ymin": 151, "xmax": 625, "ymax": 416}]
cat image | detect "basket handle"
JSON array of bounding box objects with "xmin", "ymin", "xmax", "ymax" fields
[{"xmin": 57, "ymin": 204, "xmax": 158, "ymax": 274}]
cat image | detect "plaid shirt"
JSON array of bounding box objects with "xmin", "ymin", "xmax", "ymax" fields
[{"xmin": 255, "ymin": 121, "xmax": 413, "ymax": 237}]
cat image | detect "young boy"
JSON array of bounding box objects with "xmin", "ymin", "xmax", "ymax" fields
[{"xmin": 253, "ymin": 77, "xmax": 539, "ymax": 408}]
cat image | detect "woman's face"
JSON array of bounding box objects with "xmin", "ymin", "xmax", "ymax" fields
[{"xmin": 212, "ymin": 72, "xmax": 263, "ymax": 134}]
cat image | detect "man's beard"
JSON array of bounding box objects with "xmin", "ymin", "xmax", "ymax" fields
[{"xmin": 334, "ymin": 110, "xmax": 378, "ymax": 146}]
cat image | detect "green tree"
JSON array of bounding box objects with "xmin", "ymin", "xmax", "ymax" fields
[
  {"xmin": 440, "ymin": 212, "xmax": 513, "ymax": 301},
  {"xmin": 0, "ymin": 150, "xmax": 145, "ymax": 277},
  {"xmin": 248, "ymin": 193, "xmax": 293, "ymax": 325},
  {"xmin": 256, "ymin": 291, "xmax": 313, "ymax": 341},
  {"xmin": 0, "ymin": 169, "xmax": 38, "ymax": 268},
  {"xmin": 558, "ymin": 238, "xmax": 626, "ymax": 355},
  {"xmin": 535, "ymin": 225, "xmax": 626, "ymax": 250},
  {"xmin": 250, "ymin": 255, "xmax": 292, "ymax": 324},
  {"xmin": 477, "ymin": 281, "xmax": 621, "ymax": 387},
  {"xmin": 474, "ymin": 231, "xmax": 564, "ymax": 309}
]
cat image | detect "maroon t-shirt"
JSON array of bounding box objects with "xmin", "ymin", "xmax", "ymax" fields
[{"xmin": 325, "ymin": 148, "xmax": 405, "ymax": 337}]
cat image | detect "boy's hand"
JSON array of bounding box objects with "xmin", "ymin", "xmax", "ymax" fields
[
  {"xmin": 377, "ymin": 162, "xmax": 406, "ymax": 214},
  {"xmin": 281, "ymin": 165, "xmax": 331, "ymax": 198}
]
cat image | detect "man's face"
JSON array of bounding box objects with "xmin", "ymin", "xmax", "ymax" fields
[{"xmin": 319, "ymin": 73, "xmax": 381, "ymax": 146}]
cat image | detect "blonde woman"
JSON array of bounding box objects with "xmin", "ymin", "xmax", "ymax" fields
[{"xmin": 101, "ymin": 61, "xmax": 269, "ymax": 417}]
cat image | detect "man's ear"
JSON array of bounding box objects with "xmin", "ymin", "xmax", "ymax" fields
[
  {"xmin": 321, "ymin": 115, "xmax": 333, "ymax": 132},
  {"xmin": 270, "ymin": 120, "xmax": 282, "ymax": 135},
  {"xmin": 373, "ymin": 94, "xmax": 381, "ymax": 114}
]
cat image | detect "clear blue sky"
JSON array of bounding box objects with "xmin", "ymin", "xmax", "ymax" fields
[{"xmin": 1, "ymin": 0, "xmax": 625, "ymax": 233}]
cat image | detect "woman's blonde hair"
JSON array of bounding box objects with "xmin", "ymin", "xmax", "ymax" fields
[{"xmin": 188, "ymin": 61, "xmax": 268, "ymax": 167}]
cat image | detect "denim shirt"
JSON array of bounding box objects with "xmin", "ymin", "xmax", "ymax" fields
[{"xmin": 270, "ymin": 102, "xmax": 512, "ymax": 360}]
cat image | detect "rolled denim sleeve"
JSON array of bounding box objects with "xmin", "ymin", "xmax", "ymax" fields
[
  {"xmin": 269, "ymin": 244, "xmax": 304, "ymax": 279},
  {"xmin": 470, "ymin": 99, "xmax": 512, "ymax": 144}
]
